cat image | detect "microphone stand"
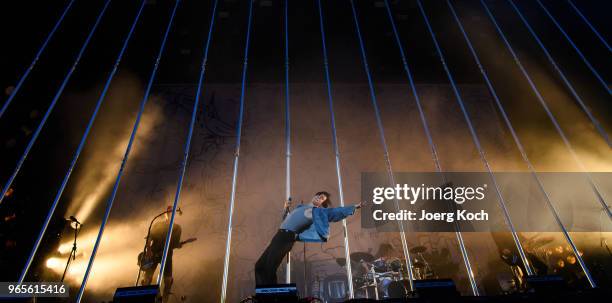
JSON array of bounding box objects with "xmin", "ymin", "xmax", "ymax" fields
[
  {"xmin": 61, "ymin": 221, "xmax": 81, "ymax": 282},
  {"xmin": 283, "ymin": 198, "xmax": 292, "ymax": 284},
  {"xmin": 135, "ymin": 210, "xmax": 170, "ymax": 286},
  {"xmin": 301, "ymin": 200, "xmax": 307, "ymax": 297}
]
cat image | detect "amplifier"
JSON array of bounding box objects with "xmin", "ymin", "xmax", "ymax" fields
[
  {"xmin": 113, "ymin": 285, "xmax": 160, "ymax": 303},
  {"xmin": 526, "ymin": 275, "xmax": 566, "ymax": 293},
  {"xmin": 414, "ymin": 279, "xmax": 459, "ymax": 298},
  {"xmin": 255, "ymin": 283, "xmax": 298, "ymax": 303}
]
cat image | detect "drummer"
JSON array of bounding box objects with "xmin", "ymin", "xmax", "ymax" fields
[{"xmin": 374, "ymin": 243, "xmax": 399, "ymax": 298}]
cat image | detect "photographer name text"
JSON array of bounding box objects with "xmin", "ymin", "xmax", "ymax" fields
[{"xmin": 372, "ymin": 209, "xmax": 489, "ymax": 223}]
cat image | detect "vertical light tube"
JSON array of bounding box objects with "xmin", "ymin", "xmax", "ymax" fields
[
  {"xmin": 415, "ymin": 0, "xmax": 534, "ymax": 275},
  {"xmin": 447, "ymin": 0, "xmax": 596, "ymax": 287},
  {"xmin": 18, "ymin": 0, "xmax": 148, "ymax": 283},
  {"xmin": 0, "ymin": 0, "xmax": 112, "ymax": 205},
  {"xmin": 0, "ymin": 0, "xmax": 77, "ymax": 119},
  {"xmin": 507, "ymin": 0, "xmax": 610, "ymax": 147},
  {"xmin": 316, "ymin": 0, "xmax": 355, "ymax": 297},
  {"xmin": 157, "ymin": 0, "xmax": 219, "ymax": 285},
  {"xmin": 480, "ymin": 0, "xmax": 611, "ymax": 222},
  {"xmin": 283, "ymin": 0, "xmax": 292, "ymax": 285},
  {"xmin": 348, "ymin": 0, "xmax": 415, "ymax": 292},
  {"xmin": 535, "ymin": 0, "xmax": 610, "ymax": 95},
  {"xmin": 382, "ymin": 0, "xmax": 479, "ymax": 295},
  {"xmin": 75, "ymin": 1, "xmax": 182, "ymax": 301},
  {"xmin": 220, "ymin": 1, "xmax": 254, "ymax": 302},
  {"xmin": 566, "ymin": 0, "xmax": 611, "ymax": 52}
]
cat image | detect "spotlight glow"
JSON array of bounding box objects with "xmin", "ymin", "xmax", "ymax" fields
[
  {"xmin": 46, "ymin": 257, "xmax": 62, "ymax": 269},
  {"xmin": 66, "ymin": 99, "xmax": 163, "ymax": 223},
  {"xmin": 58, "ymin": 242, "xmax": 72, "ymax": 255}
]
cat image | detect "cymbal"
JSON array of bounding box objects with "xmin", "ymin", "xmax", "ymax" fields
[
  {"xmin": 533, "ymin": 237, "xmax": 554, "ymax": 247},
  {"xmin": 410, "ymin": 246, "xmax": 427, "ymax": 254},
  {"xmin": 350, "ymin": 252, "xmax": 375, "ymax": 263}
]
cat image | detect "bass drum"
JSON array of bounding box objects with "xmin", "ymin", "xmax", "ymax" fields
[
  {"xmin": 387, "ymin": 280, "xmax": 409, "ymax": 298},
  {"xmin": 322, "ymin": 274, "xmax": 348, "ymax": 303}
]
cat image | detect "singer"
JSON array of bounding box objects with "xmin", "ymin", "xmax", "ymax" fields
[{"xmin": 254, "ymin": 192, "xmax": 363, "ymax": 285}]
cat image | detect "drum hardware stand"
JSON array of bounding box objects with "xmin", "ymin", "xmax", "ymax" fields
[
  {"xmin": 398, "ymin": 263, "xmax": 404, "ymax": 281},
  {"xmin": 418, "ymin": 252, "xmax": 434, "ymax": 278},
  {"xmin": 370, "ymin": 266, "xmax": 379, "ymax": 300}
]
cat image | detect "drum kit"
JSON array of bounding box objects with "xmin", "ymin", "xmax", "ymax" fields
[{"xmin": 336, "ymin": 246, "xmax": 437, "ymax": 299}]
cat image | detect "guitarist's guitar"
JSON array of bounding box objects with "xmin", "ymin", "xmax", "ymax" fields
[{"xmin": 138, "ymin": 237, "xmax": 197, "ymax": 270}]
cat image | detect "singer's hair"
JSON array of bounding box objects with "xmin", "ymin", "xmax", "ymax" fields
[{"xmin": 315, "ymin": 191, "xmax": 331, "ymax": 208}]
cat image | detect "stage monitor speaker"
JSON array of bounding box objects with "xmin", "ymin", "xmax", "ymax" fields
[
  {"xmin": 414, "ymin": 279, "xmax": 459, "ymax": 298},
  {"xmin": 526, "ymin": 275, "xmax": 566, "ymax": 293},
  {"xmin": 113, "ymin": 285, "xmax": 160, "ymax": 303},
  {"xmin": 255, "ymin": 283, "xmax": 298, "ymax": 303}
]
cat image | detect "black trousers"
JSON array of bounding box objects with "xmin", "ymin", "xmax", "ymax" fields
[{"xmin": 255, "ymin": 229, "xmax": 296, "ymax": 286}]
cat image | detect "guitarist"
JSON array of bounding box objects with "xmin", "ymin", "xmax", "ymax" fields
[{"xmin": 140, "ymin": 206, "xmax": 190, "ymax": 302}]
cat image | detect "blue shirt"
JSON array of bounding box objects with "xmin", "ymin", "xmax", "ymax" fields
[
  {"xmin": 297, "ymin": 205, "xmax": 357, "ymax": 243},
  {"xmin": 280, "ymin": 204, "xmax": 314, "ymax": 232}
]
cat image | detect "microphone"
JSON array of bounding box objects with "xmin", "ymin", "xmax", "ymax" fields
[
  {"xmin": 68, "ymin": 216, "xmax": 81, "ymax": 225},
  {"xmin": 282, "ymin": 198, "xmax": 292, "ymax": 219},
  {"xmin": 166, "ymin": 207, "xmax": 182, "ymax": 215}
]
